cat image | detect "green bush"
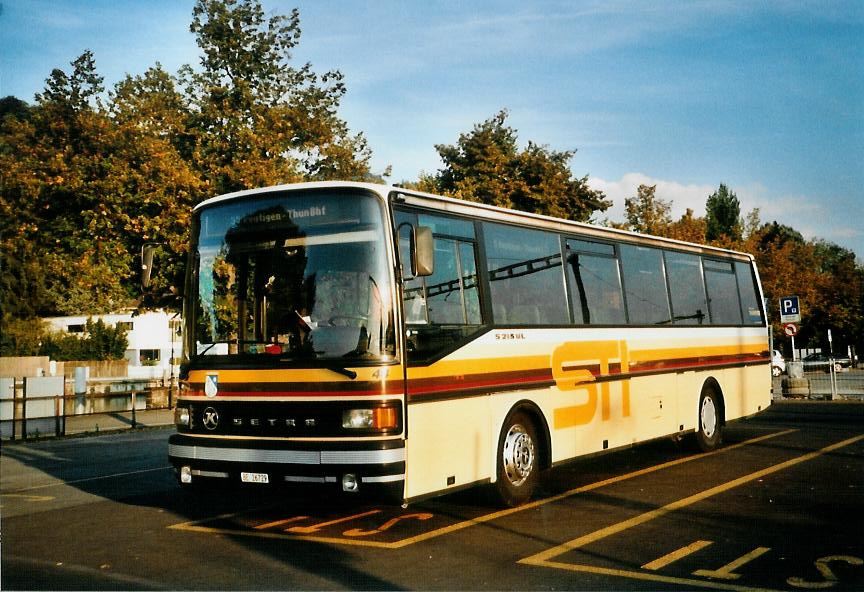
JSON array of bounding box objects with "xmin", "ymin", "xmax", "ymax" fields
[
  {"xmin": 0, "ymin": 315, "xmax": 46, "ymax": 356},
  {"xmin": 39, "ymin": 319, "xmax": 128, "ymax": 361},
  {"xmin": 0, "ymin": 316, "xmax": 128, "ymax": 361}
]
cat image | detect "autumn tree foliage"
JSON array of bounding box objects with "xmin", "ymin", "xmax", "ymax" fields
[
  {"xmin": 618, "ymin": 182, "xmax": 864, "ymax": 355},
  {"xmin": 1, "ymin": 1, "xmax": 861, "ymax": 359},
  {"xmin": 0, "ymin": 0, "xmax": 371, "ymax": 343},
  {"xmin": 415, "ymin": 110, "xmax": 610, "ymax": 222},
  {"xmin": 620, "ymin": 184, "xmax": 672, "ymax": 235},
  {"xmin": 181, "ymin": 0, "xmax": 371, "ymax": 194}
]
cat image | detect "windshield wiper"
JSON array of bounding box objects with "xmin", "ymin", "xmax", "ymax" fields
[
  {"xmin": 325, "ymin": 366, "xmax": 357, "ymax": 380},
  {"xmin": 197, "ymin": 342, "xmax": 226, "ymax": 356}
]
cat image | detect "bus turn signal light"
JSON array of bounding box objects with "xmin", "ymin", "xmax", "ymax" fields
[{"xmin": 373, "ymin": 407, "xmax": 398, "ymax": 430}]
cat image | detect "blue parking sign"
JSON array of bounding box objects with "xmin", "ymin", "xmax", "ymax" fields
[{"xmin": 779, "ymin": 296, "xmax": 801, "ymax": 323}]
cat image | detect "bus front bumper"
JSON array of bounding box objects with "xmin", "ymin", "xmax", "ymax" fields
[{"xmin": 168, "ymin": 433, "xmax": 405, "ymax": 492}]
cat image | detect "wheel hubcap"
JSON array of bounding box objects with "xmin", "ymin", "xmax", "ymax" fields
[
  {"xmin": 502, "ymin": 424, "xmax": 535, "ymax": 486},
  {"xmin": 701, "ymin": 397, "xmax": 717, "ymax": 438}
]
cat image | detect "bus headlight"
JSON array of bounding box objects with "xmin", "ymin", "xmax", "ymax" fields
[
  {"xmin": 174, "ymin": 406, "xmax": 191, "ymax": 427},
  {"xmin": 342, "ymin": 407, "xmax": 398, "ymax": 430}
]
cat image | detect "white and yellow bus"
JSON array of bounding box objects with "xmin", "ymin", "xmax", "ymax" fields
[{"xmin": 168, "ymin": 181, "xmax": 771, "ymax": 506}]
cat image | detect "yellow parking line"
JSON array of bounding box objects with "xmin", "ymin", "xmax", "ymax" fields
[
  {"xmin": 518, "ymin": 434, "xmax": 864, "ymax": 590},
  {"xmin": 168, "ymin": 429, "xmax": 797, "ymax": 549},
  {"xmin": 524, "ymin": 562, "xmax": 786, "ymax": 592},
  {"xmin": 386, "ymin": 429, "xmax": 796, "ymax": 549},
  {"xmin": 254, "ymin": 516, "xmax": 309, "ymax": 530},
  {"xmin": 694, "ymin": 547, "xmax": 771, "ymax": 580},
  {"xmin": 642, "ymin": 540, "xmax": 713, "ymax": 570}
]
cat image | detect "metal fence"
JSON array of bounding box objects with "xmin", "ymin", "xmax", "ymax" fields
[
  {"xmin": 775, "ymin": 369, "xmax": 864, "ymax": 400},
  {"xmin": 1, "ymin": 376, "xmax": 173, "ymax": 440}
]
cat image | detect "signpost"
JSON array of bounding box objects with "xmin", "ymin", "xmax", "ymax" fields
[
  {"xmin": 780, "ymin": 296, "xmax": 801, "ymax": 360},
  {"xmin": 828, "ymin": 329, "xmax": 837, "ymax": 400}
]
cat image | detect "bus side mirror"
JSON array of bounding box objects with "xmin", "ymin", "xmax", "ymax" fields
[
  {"xmin": 141, "ymin": 244, "xmax": 157, "ymax": 289},
  {"xmin": 398, "ymin": 223, "xmax": 435, "ymax": 279},
  {"xmin": 414, "ymin": 226, "xmax": 434, "ymax": 277}
]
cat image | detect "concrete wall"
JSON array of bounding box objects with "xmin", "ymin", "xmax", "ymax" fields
[
  {"xmin": 0, "ymin": 356, "xmax": 64, "ymax": 378},
  {"xmin": 63, "ymin": 360, "xmax": 129, "ymax": 379}
]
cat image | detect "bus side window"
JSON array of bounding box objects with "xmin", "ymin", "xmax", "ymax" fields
[
  {"xmin": 425, "ymin": 238, "xmax": 480, "ymax": 325},
  {"xmin": 483, "ymin": 223, "xmax": 569, "ymax": 326},
  {"xmin": 397, "ymin": 210, "xmax": 484, "ymax": 362},
  {"xmin": 664, "ymin": 250, "xmax": 708, "ymax": 325},
  {"xmin": 735, "ymin": 261, "xmax": 764, "ymax": 325},
  {"xmin": 566, "ymin": 238, "xmax": 626, "ymax": 325},
  {"xmin": 704, "ymin": 259, "xmax": 743, "ymax": 325},
  {"xmin": 620, "ymin": 244, "xmax": 672, "ymax": 325}
]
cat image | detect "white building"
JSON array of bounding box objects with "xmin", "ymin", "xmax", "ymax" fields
[{"xmin": 43, "ymin": 310, "xmax": 182, "ymax": 379}]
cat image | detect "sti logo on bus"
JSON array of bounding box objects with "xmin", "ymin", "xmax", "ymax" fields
[{"xmin": 551, "ymin": 340, "xmax": 631, "ymax": 429}]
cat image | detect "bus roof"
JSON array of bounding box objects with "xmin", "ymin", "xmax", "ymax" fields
[{"xmin": 194, "ymin": 181, "xmax": 755, "ymax": 262}]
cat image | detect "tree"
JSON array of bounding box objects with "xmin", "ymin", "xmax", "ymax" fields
[
  {"xmin": 0, "ymin": 96, "xmax": 31, "ymax": 121},
  {"xmin": 1, "ymin": 51, "xmax": 135, "ymax": 316},
  {"xmin": 758, "ymin": 221, "xmax": 804, "ymax": 249},
  {"xmin": 38, "ymin": 318, "xmax": 128, "ymax": 361},
  {"xmin": 1, "ymin": 1, "xmax": 375, "ymax": 321},
  {"xmin": 109, "ymin": 66, "xmax": 203, "ymax": 304},
  {"xmin": 665, "ymin": 209, "xmax": 707, "ymax": 244},
  {"xmin": 622, "ymin": 184, "xmax": 672, "ymax": 235},
  {"xmin": 181, "ymin": 0, "xmax": 371, "ymax": 195},
  {"xmin": 420, "ymin": 110, "xmax": 609, "ymax": 221},
  {"xmin": 0, "ymin": 315, "xmax": 46, "ymax": 357},
  {"xmin": 705, "ymin": 183, "xmax": 741, "ymax": 244},
  {"xmin": 809, "ymin": 242, "xmax": 864, "ymax": 353}
]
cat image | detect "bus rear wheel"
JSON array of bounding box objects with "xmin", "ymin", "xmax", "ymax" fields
[
  {"xmin": 694, "ymin": 387, "xmax": 723, "ymax": 452},
  {"xmin": 494, "ymin": 411, "xmax": 539, "ymax": 507}
]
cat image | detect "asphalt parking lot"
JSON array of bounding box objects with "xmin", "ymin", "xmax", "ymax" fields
[{"xmin": 2, "ymin": 403, "xmax": 863, "ymax": 591}]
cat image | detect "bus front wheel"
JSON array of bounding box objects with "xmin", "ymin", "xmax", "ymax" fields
[
  {"xmin": 494, "ymin": 411, "xmax": 539, "ymax": 507},
  {"xmin": 694, "ymin": 387, "xmax": 723, "ymax": 452}
]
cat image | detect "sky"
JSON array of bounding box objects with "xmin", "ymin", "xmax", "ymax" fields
[{"xmin": 2, "ymin": 0, "xmax": 863, "ymax": 258}]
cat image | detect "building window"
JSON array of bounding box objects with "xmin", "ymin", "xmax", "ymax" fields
[
  {"xmin": 116, "ymin": 321, "xmax": 134, "ymax": 332},
  {"xmin": 140, "ymin": 349, "xmax": 161, "ymax": 365},
  {"xmin": 67, "ymin": 324, "xmax": 85, "ymax": 333}
]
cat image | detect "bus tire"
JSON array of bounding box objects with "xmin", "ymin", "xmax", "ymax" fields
[
  {"xmin": 494, "ymin": 411, "xmax": 540, "ymax": 507},
  {"xmin": 694, "ymin": 386, "xmax": 723, "ymax": 452}
]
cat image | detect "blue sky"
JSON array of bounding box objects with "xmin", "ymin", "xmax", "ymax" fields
[{"xmin": 2, "ymin": 0, "xmax": 863, "ymax": 258}]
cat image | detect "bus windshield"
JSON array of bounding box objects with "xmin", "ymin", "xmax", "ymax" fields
[{"xmin": 191, "ymin": 190, "xmax": 395, "ymax": 363}]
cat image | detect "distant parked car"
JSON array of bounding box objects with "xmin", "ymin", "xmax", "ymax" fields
[
  {"xmin": 771, "ymin": 350, "xmax": 786, "ymax": 377},
  {"xmin": 801, "ymin": 352, "xmax": 852, "ymax": 372}
]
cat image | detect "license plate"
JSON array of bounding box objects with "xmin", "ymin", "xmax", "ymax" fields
[{"xmin": 241, "ymin": 472, "xmax": 269, "ymax": 484}]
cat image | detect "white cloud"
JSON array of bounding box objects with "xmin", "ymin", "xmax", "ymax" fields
[
  {"xmin": 734, "ymin": 184, "xmax": 821, "ymax": 219},
  {"xmin": 588, "ymin": 172, "xmax": 715, "ymax": 223},
  {"xmin": 589, "ymin": 173, "xmax": 863, "ymax": 257}
]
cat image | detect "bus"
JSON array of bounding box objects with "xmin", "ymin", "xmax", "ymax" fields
[{"xmin": 167, "ymin": 181, "xmax": 771, "ymax": 506}]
